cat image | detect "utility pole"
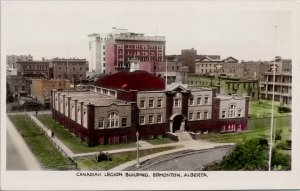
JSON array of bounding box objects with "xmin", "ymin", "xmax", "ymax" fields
[{"xmin": 268, "ymin": 25, "xmax": 277, "ymax": 171}]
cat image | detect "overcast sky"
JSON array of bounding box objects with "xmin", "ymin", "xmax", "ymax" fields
[{"xmin": 1, "ymin": 1, "xmax": 293, "ymax": 61}]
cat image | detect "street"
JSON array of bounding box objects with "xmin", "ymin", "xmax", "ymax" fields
[
  {"xmin": 6, "ymin": 116, "xmax": 42, "ymax": 170},
  {"xmin": 124, "ymin": 146, "xmax": 232, "ymax": 171}
]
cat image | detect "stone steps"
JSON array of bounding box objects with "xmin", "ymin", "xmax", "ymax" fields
[{"xmin": 174, "ymin": 131, "xmax": 194, "ymax": 142}]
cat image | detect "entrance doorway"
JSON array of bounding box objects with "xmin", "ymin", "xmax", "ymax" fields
[{"xmin": 171, "ymin": 114, "xmax": 186, "ymax": 132}]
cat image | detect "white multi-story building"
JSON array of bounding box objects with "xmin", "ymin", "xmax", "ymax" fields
[
  {"xmin": 260, "ymin": 57, "xmax": 292, "ymax": 107},
  {"xmin": 88, "ymin": 33, "xmax": 109, "ymax": 74}
]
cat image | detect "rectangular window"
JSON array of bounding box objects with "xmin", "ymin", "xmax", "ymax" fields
[
  {"xmin": 204, "ymin": 112, "xmax": 208, "ymax": 119},
  {"xmin": 238, "ymin": 109, "xmax": 242, "ymax": 117},
  {"xmin": 173, "ymin": 99, "xmax": 181, "ymax": 107},
  {"xmin": 157, "ymin": 115, "xmax": 162, "ymax": 123},
  {"xmin": 222, "ymin": 111, "xmax": 226, "ymax": 118},
  {"xmin": 189, "ymin": 98, "xmax": 194, "ymax": 106},
  {"xmin": 140, "ymin": 116, "xmax": 145, "ymax": 125},
  {"xmin": 140, "ymin": 100, "xmax": 145, "ymax": 108},
  {"xmin": 196, "ymin": 112, "xmax": 201, "ymax": 120},
  {"xmin": 189, "ymin": 113, "xmax": 193, "ymax": 120},
  {"xmin": 122, "ymin": 118, "xmax": 127, "ymax": 127},
  {"xmin": 149, "ymin": 115, "xmax": 154, "ymax": 124},
  {"xmin": 197, "ymin": 97, "xmax": 202, "ymax": 105},
  {"xmin": 157, "ymin": 99, "xmax": 162, "ymax": 108},
  {"xmin": 149, "ymin": 99, "xmax": 154, "ymax": 108},
  {"xmin": 204, "ymin": 97, "xmax": 209, "ymax": 104},
  {"xmin": 98, "ymin": 119, "xmax": 104, "ymax": 128}
]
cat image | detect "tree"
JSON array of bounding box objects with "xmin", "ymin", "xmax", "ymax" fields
[{"xmin": 205, "ymin": 138, "xmax": 269, "ymax": 171}]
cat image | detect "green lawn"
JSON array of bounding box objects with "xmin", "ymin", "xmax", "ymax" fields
[
  {"xmin": 198, "ymin": 127, "xmax": 269, "ymax": 143},
  {"xmin": 37, "ymin": 115, "xmax": 136, "ymax": 154},
  {"xmin": 145, "ymin": 138, "xmax": 175, "ymax": 145},
  {"xmin": 75, "ymin": 145, "xmax": 180, "ymax": 170},
  {"xmin": 198, "ymin": 116, "xmax": 291, "ymax": 145},
  {"xmin": 9, "ymin": 115, "xmax": 75, "ymax": 170},
  {"xmin": 249, "ymin": 100, "xmax": 291, "ymax": 118}
]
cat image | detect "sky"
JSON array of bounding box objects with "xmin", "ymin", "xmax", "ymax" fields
[{"xmin": 1, "ymin": 1, "xmax": 293, "ymax": 62}]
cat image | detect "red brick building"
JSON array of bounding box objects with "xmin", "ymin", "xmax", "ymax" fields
[
  {"xmin": 52, "ymin": 70, "xmax": 249, "ymax": 146},
  {"xmin": 105, "ymin": 32, "xmax": 166, "ymax": 74}
]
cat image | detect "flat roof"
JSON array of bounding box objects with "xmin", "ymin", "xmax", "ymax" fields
[{"xmin": 57, "ymin": 91, "xmax": 129, "ymax": 106}]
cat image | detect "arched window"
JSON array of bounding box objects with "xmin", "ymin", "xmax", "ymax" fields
[
  {"xmin": 228, "ymin": 104, "xmax": 236, "ymax": 118},
  {"xmin": 107, "ymin": 112, "xmax": 119, "ymax": 128}
]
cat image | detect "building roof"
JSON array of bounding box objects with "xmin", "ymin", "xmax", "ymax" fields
[
  {"xmin": 94, "ymin": 70, "xmax": 165, "ymax": 91},
  {"xmin": 58, "ymin": 91, "xmax": 128, "ymax": 106}
]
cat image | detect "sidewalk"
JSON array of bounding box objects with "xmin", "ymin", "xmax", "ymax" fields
[{"xmin": 110, "ymin": 140, "xmax": 233, "ymax": 171}]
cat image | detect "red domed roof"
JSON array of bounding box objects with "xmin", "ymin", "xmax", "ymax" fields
[{"xmin": 94, "ymin": 70, "xmax": 165, "ymax": 91}]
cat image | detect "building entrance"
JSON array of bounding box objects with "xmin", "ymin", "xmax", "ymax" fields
[{"xmin": 170, "ymin": 114, "xmax": 186, "ymax": 133}]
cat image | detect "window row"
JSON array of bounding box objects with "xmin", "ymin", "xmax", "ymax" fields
[
  {"xmin": 189, "ymin": 96, "xmax": 210, "ymax": 106},
  {"xmin": 140, "ymin": 114, "xmax": 162, "ymax": 125},
  {"xmin": 97, "ymin": 113, "xmax": 128, "ymax": 129},
  {"xmin": 188, "ymin": 111, "xmax": 210, "ymax": 120},
  {"xmin": 124, "ymin": 45, "xmax": 162, "ymax": 50},
  {"xmin": 140, "ymin": 99, "xmax": 163, "ymax": 109},
  {"xmin": 221, "ymin": 105, "xmax": 242, "ymax": 118}
]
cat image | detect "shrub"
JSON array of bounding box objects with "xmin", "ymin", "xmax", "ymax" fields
[
  {"xmin": 278, "ymin": 106, "xmax": 291, "ymax": 113},
  {"xmin": 204, "ymin": 138, "xmax": 269, "ymax": 171},
  {"xmin": 271, "ymin": 149, "xmax": 291, "ymax": 170},
  {"xmin": 275, "ymin": 128, "xmax": 282, "ymax": 141}
]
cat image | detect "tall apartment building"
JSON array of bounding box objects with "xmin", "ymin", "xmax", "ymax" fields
[
  {"xmin": 260, "ymin": 57, "xmax": 292, "ymax": 107},
  {"xmin": 51, "ymin": 58, "xmax": 88, "ymax": 82},
  {"xmin": 88, "ymin": 28, "xmax": 166, "ymax": 75},
  {"xmin": 88, "ymin": 33, "xmax": 110, "ymax": 74},
  {"xmin": 6, "ymin": 54, "xmax": 33, "ymax": 68},
  {"xmin": 105, "ymin": 30, "xmax": 166, "ymax": 74}
]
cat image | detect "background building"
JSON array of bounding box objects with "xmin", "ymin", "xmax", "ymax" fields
[
  {"xmin": 31, "ymin": 79, "xmax": 71, "ymax": 108},
  {"xmin": 154, "ymin": 55, "xmax": 187, "ymax": 83},
  {"xmin": 6, "ymin": 75, "xmax": 30, "ymax": 101},
  {"xmin": 88, "ymin": 33, "xmax": 110, "ymax": 74},
  {"xmin": 103, "ymin": 28, "xmax": 166, "ymax": 74},
  {"xmin": 16, "ymin": 60, "xmax": 51, "ymax": 79},
  {"xmin": 51, "ymin": 58, "xmax": 88, "ymax": 82},
  {"xmin": 181, "ymin": 48, "xmax": 197, "ymax": 73},
  {"xmin": 6, "ymin": 54, "xmax": 33, "ymax": 68},
  {"xmin": 260, "ymin": 57, "xmax": 292, "ymax": 107}
]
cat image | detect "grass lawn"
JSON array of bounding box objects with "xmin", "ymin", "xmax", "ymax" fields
[
  {"xmin": 37, "ymin": 115, "xmax": 137, "ymax": 154},
  {"xmin": 198, "ymin": 126, "xmax": 269, "ymax": 143},
  {"xmin": 249, "ymin": 100, "xmax": 291, "ymax": 118},
  {"xmin": 144, "ymin": 138, "xmax": 175, "ymax": 145},
  {"xmin": 198, "ymin": 115, "xmax": 291, "ymax": 144},
  {"xmin": 9, "ymin": 115, "xmax": 75, "ymax": 170},
  {"xmin": 75, "ymin": 145, "xmax": 180, "ymax": 170}
]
